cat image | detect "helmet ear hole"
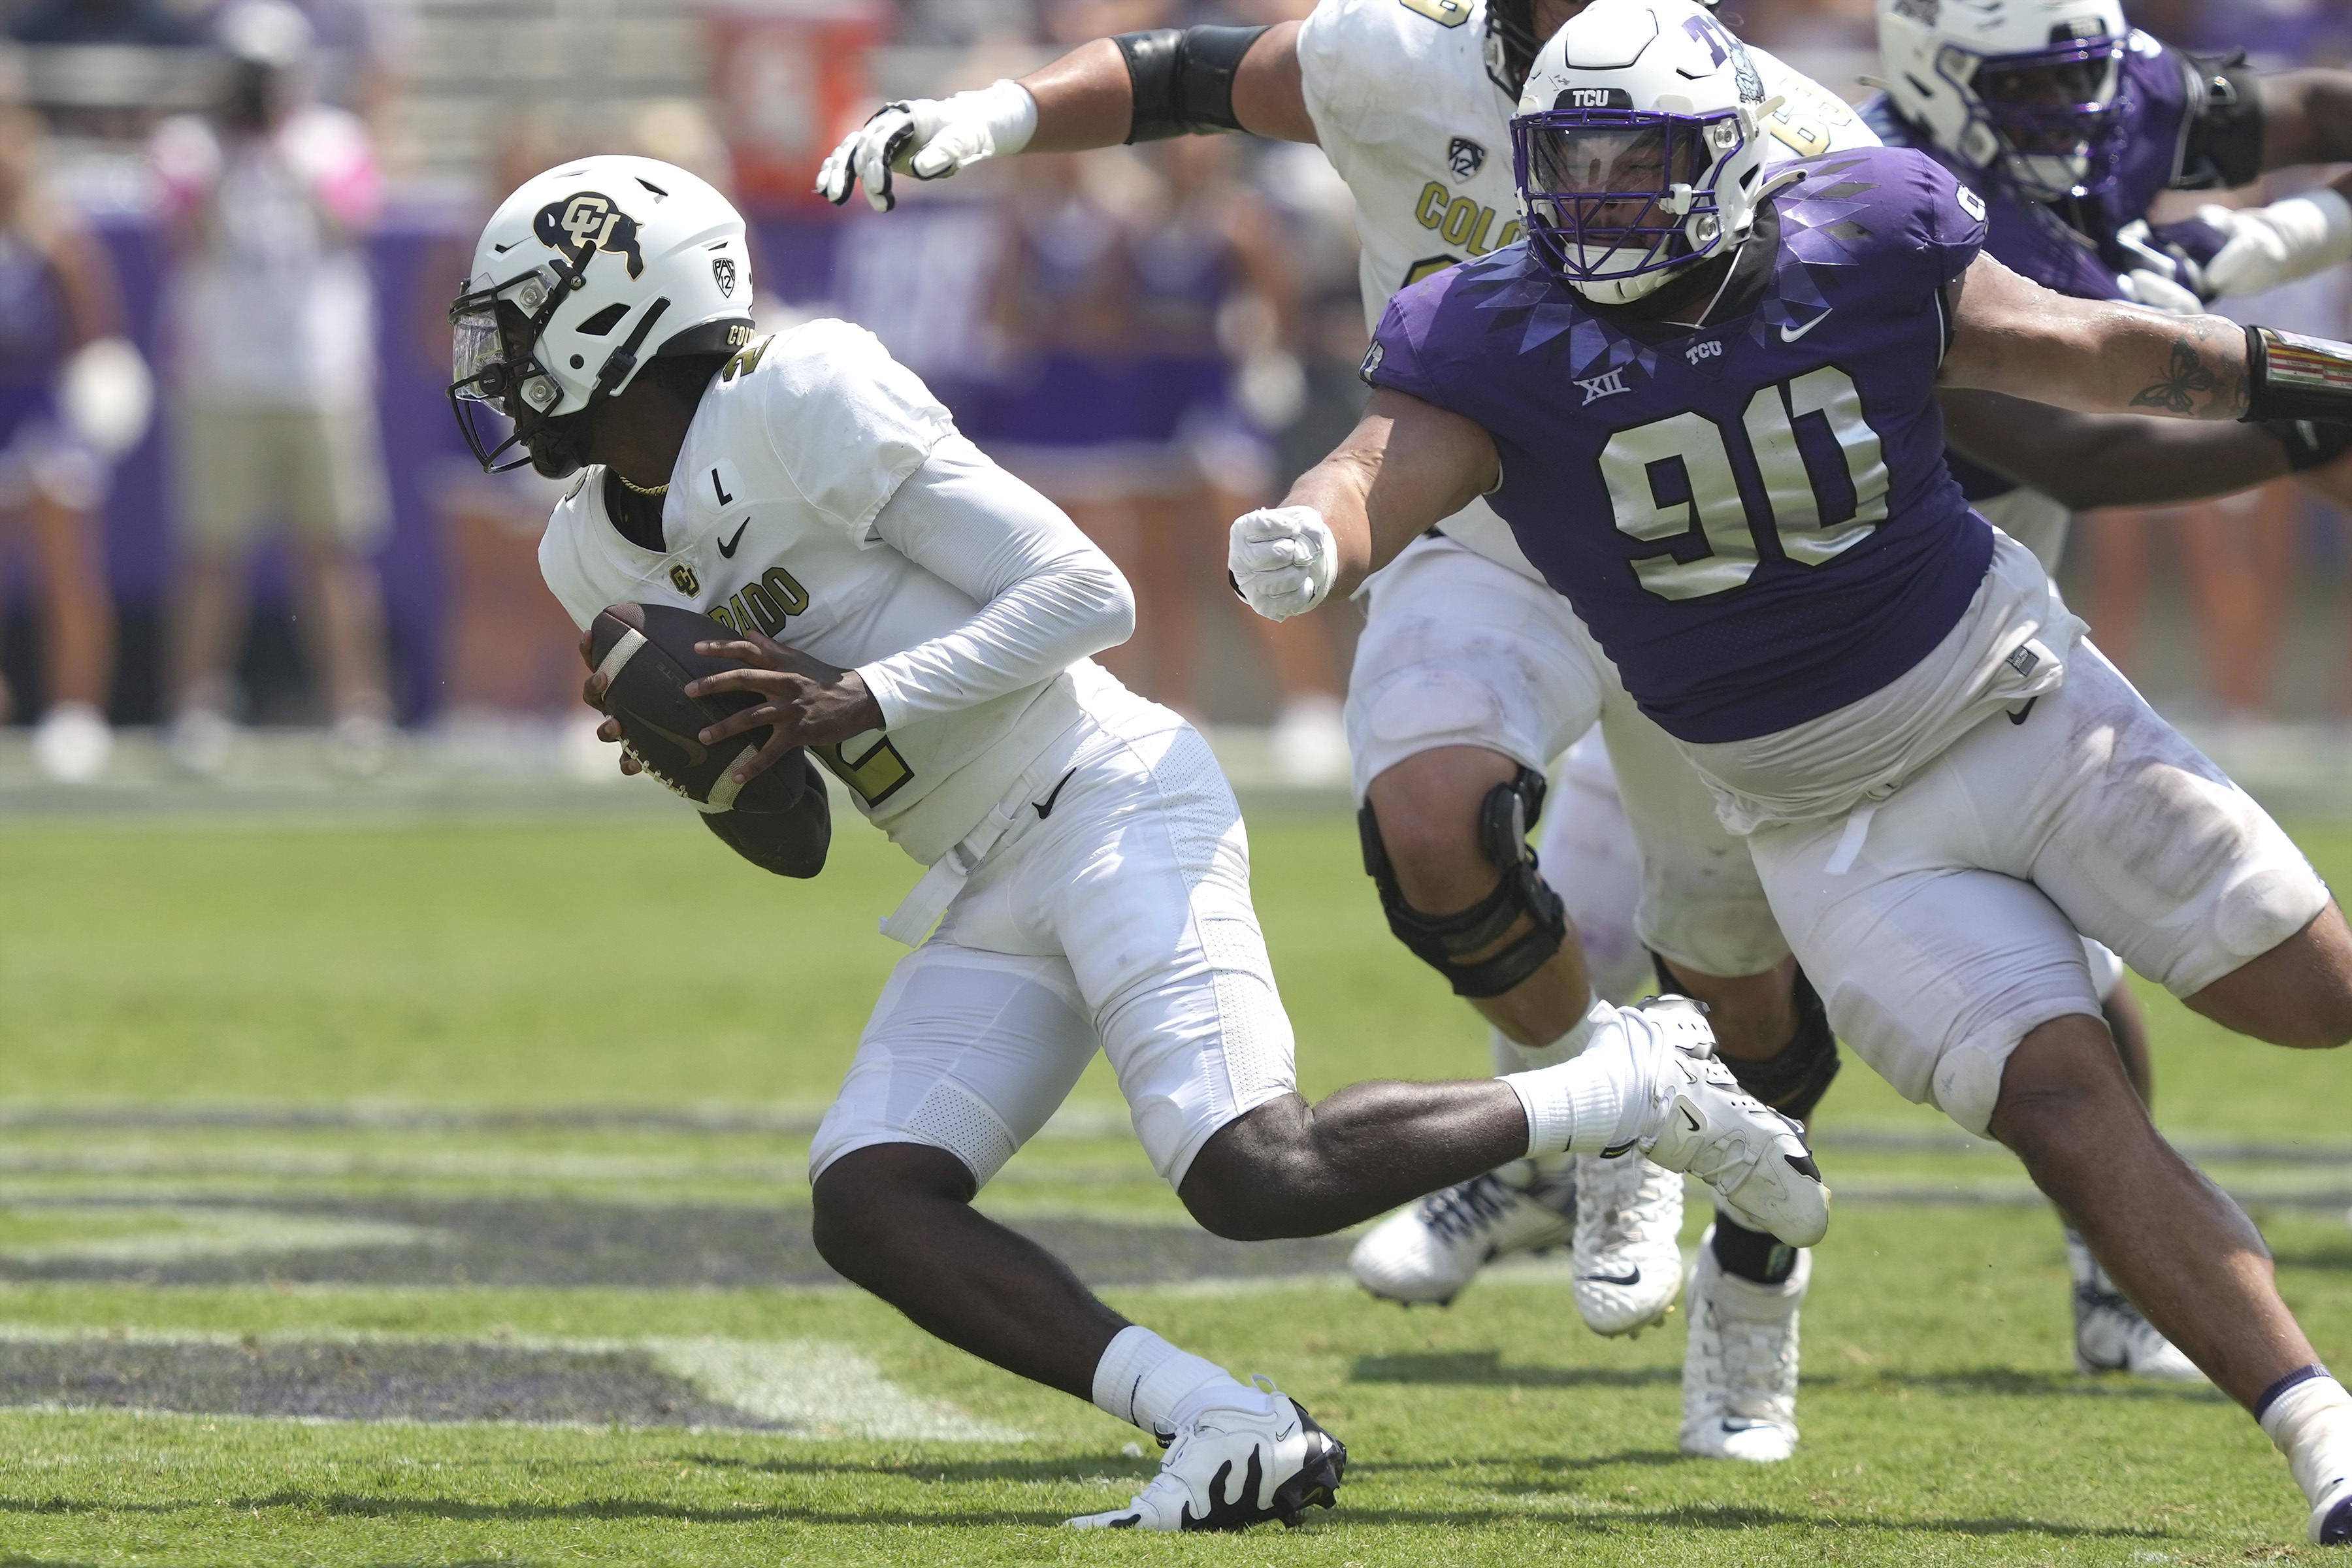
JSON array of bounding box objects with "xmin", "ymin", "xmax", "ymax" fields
[{"xmin": 576, "ymin": 302, "xmax": 630, "ymax": 337}]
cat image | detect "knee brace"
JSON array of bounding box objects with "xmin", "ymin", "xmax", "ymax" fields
[
  {"xmin": 1361, "ymin": 765, "xmax": 1567, "ymax": 999},
  {"xmin": 1652, "ymin": 953, "xmax": 1841, "ymax": 1124}
]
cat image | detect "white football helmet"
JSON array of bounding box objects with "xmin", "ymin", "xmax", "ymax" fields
[
  {"xmin": 1876, "ymin": 0, "xmax": 2129, "ymax": 202},
  {"xmin": 1512, "ymin": 0, "xmax": 1780, "ymax": 304},
  {"xmin": 448, "ymin": 154, "xmax": 757, "ymax": 476}
]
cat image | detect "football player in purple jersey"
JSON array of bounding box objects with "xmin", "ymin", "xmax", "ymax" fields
[
  {"xmin": 1235, "ymin": 0, "xmax": 2352, "ymax": 1539},
  {"xmin": 818, "ymin": 0, "xmax": 2352, "ymax": 1456},
  {"xmin": 1870, "ymin": 0, "xmax": 2352, "ymax": 527}
]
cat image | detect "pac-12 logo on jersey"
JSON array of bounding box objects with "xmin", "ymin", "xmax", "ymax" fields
[
  {"xmin": 534, "ymin": 192, "xmax": 645, "ymax": 279},
  {"xmin": 1448, "ymin": 137, "xmax": 1486, "ymax": 182}
]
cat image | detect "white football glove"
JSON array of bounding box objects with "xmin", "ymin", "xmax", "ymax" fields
[
  {"xmin": 815, "ymin": 80, "xmax": 1038, "ymax": 213},
  {"xmin": 2200, "ymin": 187, "xmax": 2352, "ymax": 300},
  {"xmin": 56, "ymin": 336, "xmax": 152, "ymax": 458},
  {"xmin": 2114, "ymin": 267, "xmax": 2206, "ymax": 315},
  {"xmin": 1229, "ymin": 505, "xmax": 1339, "ymax": 622}
]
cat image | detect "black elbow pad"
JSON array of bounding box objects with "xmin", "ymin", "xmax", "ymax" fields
[
  {"xmin": 1116, "ymin": 24, "xmax": 1271, "ymax": 143},
  {"xmin": 2177, "ymin": 49, "xmax": 2266, "ymax": 191}
]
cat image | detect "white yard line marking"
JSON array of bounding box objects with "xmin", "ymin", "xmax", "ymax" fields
[
  {"xmin": 0, "ymin": 1326, "xmax": 1028, "ymax": 1441},
  {"xmin": 644, "ymin": 1337, "xmax": 1025, "ymax": 1442},
  {"xmin": 0, "ymin": 1206, "xmax": 445, "ymax": 1264}
]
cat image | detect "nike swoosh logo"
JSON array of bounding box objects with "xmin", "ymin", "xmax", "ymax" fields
[
  {"xmin": 1680, "ymin": 1106, "xmax": 1703, "ymax": 1134},
  {"xmin": 717, "ymin": 521, "xmax": 749, "ymax": 559},
  {"xmin": 1779, "ymin": 309, "xmax": 1833, "ymax": 342},
  {"xmin": 2008, "ymin": 696, "xmax": 2038, "ymax": 726},
  {"xmin": 1032, "ymin": 767, "xmax": 1079, "ymax": 819},
  {"xmin": 634, "ymin": 716, "xmax": 708, "ymax": 766},
  {"xmin": 1582, "ymin": 1269, "xmax": 1641, "ymax": 1286}
]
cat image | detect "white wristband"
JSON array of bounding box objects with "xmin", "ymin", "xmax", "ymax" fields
[{"xmin": 975, "ymin": 78, "xmax": 1038, "ymax": 158}]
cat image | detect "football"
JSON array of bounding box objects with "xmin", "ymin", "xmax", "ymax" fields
[
  {"xmin": 585, "ymin": 602, "xmax": 809, "ymax": 815},
  {"xmin": 700, "ymin": 779, "xmax": 830, "ymax": 878}
]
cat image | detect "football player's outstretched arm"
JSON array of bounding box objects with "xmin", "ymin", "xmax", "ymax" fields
[
  {"xmin": 2195, "ymin": 71, "xmax": 2352, "ymax": 297},
  {"xmin": 1936, "ymin": 390, "xmax": 2343, "ymax": 510},
  {"xmin": 1940, "ymin": 253, "xmax": 2253, "ymax": 419},
  {"xmin": 816, "ymin": 25, "xmax": 1313, "ymax": 212},
  {"xmin": 2255, "ymin": 69, "xmax": 2352, "ymax": 171},
  {"xmin": 1229, "ymin": 389, "xmax": 1498, "ymax": 621}
]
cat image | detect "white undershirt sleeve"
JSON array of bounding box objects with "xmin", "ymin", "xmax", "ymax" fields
[{"xmin": 853, "ymin": 434, "xmax": 1135, "ymax": 729}]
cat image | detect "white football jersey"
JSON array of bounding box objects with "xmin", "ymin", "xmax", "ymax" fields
[
  {"xmin": 1296, "ymin": 0, "xmax": 1878, "ymax": 578},
  {"xmin": 540, "ymin": 318, "xmax": 1094, "ymax": 866}
]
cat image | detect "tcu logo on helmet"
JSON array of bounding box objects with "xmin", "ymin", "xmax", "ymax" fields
[
  {"xmin": 532, "ymin": 191, "xmax": 645, "ymax": 279},
  {"xmin": 712, "ymin": 256, "xmax": 737, "ymax": 297},
  {"xmin": 1682, "ymin": 14, "xmax": 1763, "ymax": 101}
]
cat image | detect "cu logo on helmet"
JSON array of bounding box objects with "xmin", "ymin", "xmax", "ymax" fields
[{"xmin": 532, "ymin": 191, "xmax": 646, "ymax": 279}]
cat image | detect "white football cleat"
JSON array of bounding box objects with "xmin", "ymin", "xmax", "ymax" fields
[
  {"xmin": 2073, "ymin": 1283, "xmax": 2208, "ymax": 1383},
  {"xmin": 1680, "ymin": 1228, "xmax": 1807, "ymax": 1463},
  {"xmin": 33, "ymin": 701, "xmax": 110, "ymax": 783},
  {"xmin": 1349, "ymin": 1158, "xmax": 1576, "ymax": 1307},
  {"xmin": 2310, "ymin": 1474, "xmax": 2352, "ymax": 1545},
  {"xmin": 1068, "ymin": 1385, "xmax": 1345, "ymax": 1531},
  {"xmin": 1629, "ymin": 997, "xmax": 1829, "ymax": 1249},
  {"xmin": 1572, "ymin": 1151, "xmax": 1684, "ymax": 1336}
]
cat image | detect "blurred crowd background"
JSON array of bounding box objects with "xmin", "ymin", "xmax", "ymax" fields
[{"xmin": 0, "ymin": 0, "xmax": 2344, "ymax": 788}]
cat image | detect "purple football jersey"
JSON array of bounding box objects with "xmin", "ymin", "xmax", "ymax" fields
[
  {"xmin": 1861, "ymin": 35, "xmax": 2247, "ymax": 502},
  {"xmin": 1863, "ymin": 35, "xmax": 2246, "ymax": 304},
  {"xmin": 1365, "ymin": 146, "xmax": 1994, "ymax": 745}
]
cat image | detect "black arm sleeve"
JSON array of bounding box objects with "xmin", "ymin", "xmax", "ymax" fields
[
  {"xmin": 2262, "ymin": 417, "xmax": 2352, "ymax": 474},
  {"xmin": 2177, "ymin": 50, "xmax": 2267, "ymax": 190},
  {"xmin": 1115, "ymin": 24, "xmax": 1272, "ymax": 143},
  {"xmin": 702, "ymin": 755, "xmax": 832, "ymax": 878}
]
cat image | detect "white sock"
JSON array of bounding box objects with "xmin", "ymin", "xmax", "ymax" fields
[
  {"xmin": 1501, "ymin": 998, "xmax": 1656, "ymax": 1156},
  {"xmin": 1091, "ymin": 1326, "xmax": 1239, "ymax": 1437},
  {"xmin": 2259, "ymin": 1369, "xmax": 2352, "ymax": 1507},
  {"xmin": 1489, "ymin": 992, "xmax": 1607, "ymax": 1075}
]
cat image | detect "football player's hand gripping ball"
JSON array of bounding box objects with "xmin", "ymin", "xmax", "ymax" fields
[
  {"xmin": 584, "ymin": 627, "xmax": 885, "ymax": 789},
  {"xmin": 1228, "ymin": 505, "xmax": 1339, "ymax": 622},
  {"xmin": 816, "ymin": 80, "xmax": 1038, "ymax": 212}
]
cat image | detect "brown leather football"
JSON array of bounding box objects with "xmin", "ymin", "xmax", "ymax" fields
[{"xmin": 584, "ymin": 602, "xmax": 808, "ymax": 815}]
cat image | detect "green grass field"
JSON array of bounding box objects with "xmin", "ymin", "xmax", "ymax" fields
[{"xmin": 0, "ymin": 806, "xmax": 2349, "ymax": 1564}]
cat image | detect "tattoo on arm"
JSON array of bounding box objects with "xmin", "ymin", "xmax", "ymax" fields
[
  {"xmin": 2126, "ymin": 319, "xmax": 2251, "ymax": 419},
  {"xmin": 2130, "ymin": 340, "xmax": 2221, "ymax": 415}
]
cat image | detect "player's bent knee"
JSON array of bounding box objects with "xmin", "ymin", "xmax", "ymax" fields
[
  {"xmin": 810, "ymin": 1143, "xmax": 978, "ymax": 1270},
  {"xmin": 1177, "ymin": 1099, "xmax": 1316, "ymax": 1241},
  {"xmin": 1361, "ymin": 764, "xmax": 1567, "ymax": 998},
  {"xmin": 1985, "ymin": 1015, "xmax": 2148, "ymax": 1163}
]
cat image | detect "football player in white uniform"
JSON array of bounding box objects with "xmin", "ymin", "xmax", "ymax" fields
[{"xmin": 450, "ymin": 154, "xmax": 1829, "ymax": 1529}]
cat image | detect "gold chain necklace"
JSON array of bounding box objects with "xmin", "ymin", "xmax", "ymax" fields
[{"xmin": 613, "ymin": 471, "xmax": 669, "ymax": 497}]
